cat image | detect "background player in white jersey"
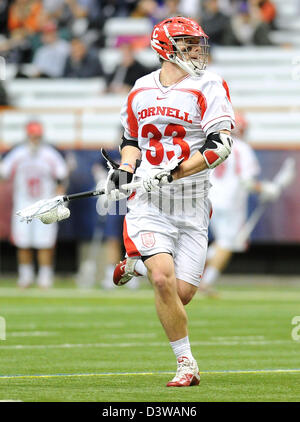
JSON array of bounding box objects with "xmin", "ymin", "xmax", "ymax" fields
[
  {"xmin": 199, "ymin": 112, "xmax": 280, "ymax": 296},
  {"xmin": 0, "ymin": 120, "xmax": 68, "ymax": 288},
  {"xmin": 105, "ymin": 16, "xmax": 235, "ymax": 387}
]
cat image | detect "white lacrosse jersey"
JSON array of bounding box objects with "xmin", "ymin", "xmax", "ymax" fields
[
  {"xmin": 120, "ymin": 68, "xmax": 235, "ymax": 205},
  {"xmin": 209, "ymin": 137, "xmax": 261, "ymax": 211},
  {"xmin": 0, "ymin": 143, "xmax": 68, "ymax": 211}
]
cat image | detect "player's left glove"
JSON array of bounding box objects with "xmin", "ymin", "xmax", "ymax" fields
[
  {"xmin": 199, "ymin": 132, "xmax": 233, "ymax": 169},
  {"xmin": 142, "ymin": 156, "xmax": 183, "ymax": 192},
  {"xmin": 259, "ymin": 181, "xmax": 280, "ymax": 202}
]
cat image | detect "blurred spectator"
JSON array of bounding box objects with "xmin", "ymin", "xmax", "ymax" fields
[
  {"xmin": 8, "ymin": 0, "xmax": 44, "ymax": 35},
  {"xmin": 43, "ymin": 0, "xmax": 101, "ymax": 30},
  {"xmin": 131, "ymin": 0, "xmax": 164, "ymax": 25},
  {"xmin": 159, "ymin": 0, "xmax": 181, "ymax": 19},
  {"xmin": 223, "ymin": 1, "xmax": 273, "ymax": 45},
  {"xmin": 63, "ymin": 37, "xmax": 104, "ymax": 77},
  {"xmin": 106, "ymin": 39, "xmax": 149, "ymax": 94},
  {"xmin": 101, "ymin": 0, "xmax": 139, "ymax": 20},
  {"xmin": 0, "ymin": 0, "xmax": 44, "ymax": 64},
  {"xmin": 200, "ymin": 0, "xmax": 230, "ymax": 46},
  {"xmin": 32, "ymin": 21, "xmax": 70, "ymax": 77},
  {"xmin": 0, "ymin": 0, "xmax": 11, "ymax": 35},
  {"xmin": 0, "ymin": 80, "xmax": 9, "ymax": 106},
  {"xmin": 0, "ymin": 120, "xmax": 68, "ymax": 288},
  {"xmin": 251, "ymin": 0, "xmax": 277, "ymax": 28}
]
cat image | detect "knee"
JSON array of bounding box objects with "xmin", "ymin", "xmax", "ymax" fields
[
  {"xmin": 177, "ymin": 283, "xmax": 197, "ymax": 306},
  {"xmin": 179, "ymin": 293, "xmax": 193, "ymax": 306},
  {"xmin": 149, "ymin": 270, "xmax": 175, "ymax": 296}
]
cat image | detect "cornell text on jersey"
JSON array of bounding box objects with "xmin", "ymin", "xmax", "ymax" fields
[{"xmin": 138, "ymin": 106, "xmax": 193, "ymax": 123}]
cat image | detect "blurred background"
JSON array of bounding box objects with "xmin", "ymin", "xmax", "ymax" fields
[{"xmin": 0, "ymin": 0, "xmax": 299, "ymax": 286}]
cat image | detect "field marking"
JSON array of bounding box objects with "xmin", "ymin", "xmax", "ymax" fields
[
  {"xmin": 0, "ymin": 287, "xmax": 300, "ymax": 301},
  {"xmin": 0, "ymin": 368, "xmax": 300, "ymax": 381},
  {"xmin": 0, "ymin": 339, "xmax": 294, "ymax": 350},
  {"xmin": 9, "ymin": 331, "xmax": 58, "ymax": 337}
]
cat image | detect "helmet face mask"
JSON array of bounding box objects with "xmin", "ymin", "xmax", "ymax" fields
[
  {"xmin": 172, "ymin": 36, "xmax": 209, "ymax": 76},
  {"xmin": 151, "ymin": 16, "xmax": 209, "ymax": 76}
]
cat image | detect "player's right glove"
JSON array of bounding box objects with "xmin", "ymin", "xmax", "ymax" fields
[
  {"xmin": 259, "ymin": 181, "xmax": 280, "ymax": 202},
  {"xmin": 142, "ymin": 156, "xmax": 183, "ymax": 192},
  {"xmin": 105, "ymin": 167, "xmax": 134, "ymax": 201},
  {"xmin": 199, "ymin": 132, "xmax": 233, "ymax": 169}
]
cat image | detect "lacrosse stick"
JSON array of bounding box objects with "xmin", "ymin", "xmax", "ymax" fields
[
  {"xmin": 235, "ymin": 157, "xmax": 296, "ymax": 248},
  {"xmin": 16, "ymin": 180, "xmax": 143, "ymax": 224}
]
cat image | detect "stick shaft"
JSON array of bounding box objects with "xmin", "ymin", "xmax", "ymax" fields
[
  {"xmin": 62, "ymin": 181, "xmax": 143, "ymax": 202},
  {"xmin": 64, "ymin": 188, "xmax": 105, "ymax": 202}
]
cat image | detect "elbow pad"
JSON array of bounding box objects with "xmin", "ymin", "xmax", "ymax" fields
[
  {"xmin": 120, "ymin": 135, "xmax": 141, "ymax": 151},
  {"xmin": 199, "ymin": 132, "xmax": 233, "ymax": 169}
]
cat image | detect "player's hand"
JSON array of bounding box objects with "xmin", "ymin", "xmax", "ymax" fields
[
  {"xmin": 142, "ymin": 156, "xmax": 183, "ymax": 192},
  {"xmin": 104, "ymin": 167, "xmax": 134, "ymax": 202},
  {"xmin": 259, "ymin": 181, "xmax": 280, "ymax": 202}
]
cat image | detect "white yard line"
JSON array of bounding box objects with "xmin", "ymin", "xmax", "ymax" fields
[
  {"xmin": 0, "ymin": 339, "xmax": 292, "ymax": 350},
  {"xmin": 8, "ymin": 332, "xmax": 58, "ymax": 337},
  {"xmin": 0, "ymin": 368, "xmax": 300, "ymax": 381}
]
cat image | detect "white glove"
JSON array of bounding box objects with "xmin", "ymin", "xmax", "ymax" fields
[
  {"xmin": 259, "ymin": 181, "xmax": 280, "ymax": 202},
  {"xmin": 142, "ymin": 156, "xmax": 183, "ymax": 192}
]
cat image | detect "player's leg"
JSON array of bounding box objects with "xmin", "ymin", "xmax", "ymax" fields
[
  {"xmin": 37, "ymin": 248, "xmax": 55, "ymax": 288},
  {"xmin": 17, "ymin": 248, "xmax": 35, "ymax": 288},
  {"xmin": 33, "ymin": 219, "xmax": 57, "ymax": 288},
  {"xmin": 145, "ymin": 253, "xmax": 188, "ymax": 341},
  {"xmin": 202, "ymin": 241, "xmax": 233, "ymax": 286},
  {"xmin": 200, "ymin": 207, "xmax": 245, "ymax": 294},
  {"xmin": 12, "ymin": 213, "xmax": 35, "ymax": 287},
  {"xmin": 144, "ymin": 252, "xmax": 200, "ymax": 387}
]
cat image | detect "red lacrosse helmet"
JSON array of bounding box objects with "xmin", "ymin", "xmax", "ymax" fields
[
  {"xmin": 26, "ymin": 121, "xmax": 43, "ymax": 137},
  {"xmin": 151, "ymin": 16, "xmax": 209, "ymax": 76}
]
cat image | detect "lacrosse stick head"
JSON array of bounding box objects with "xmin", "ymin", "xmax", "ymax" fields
[
  {"xmin": 16, "ymin": 196, "xmax": 67, "ymax": 223},
  {"xmin": 273, "ymin": 157, "xmax": 296, "ymax": 189}
]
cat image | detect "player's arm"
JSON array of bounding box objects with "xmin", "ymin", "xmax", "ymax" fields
[
  {"xmin": 172, "ymin": 129, "xmax": 232, "ymax": 181},
  {"xmin": 104, "ymin": 135, "xmax": 141, "ymax": 195}
]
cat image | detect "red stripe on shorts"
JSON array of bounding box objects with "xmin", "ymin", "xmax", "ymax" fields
[{"xmin": 123, "ymin": 217, "xmax": 141, "ymax": 257}]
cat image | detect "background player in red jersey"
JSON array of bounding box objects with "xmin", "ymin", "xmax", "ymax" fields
[{"xmin": 105, "ymin": 16, "xmax": 235, "ymax": 387}]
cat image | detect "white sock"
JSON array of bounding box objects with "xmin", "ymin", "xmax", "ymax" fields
[
  {"xmin": 134, "ymin": 259, "xmax": 147, "ymax": 276},
  {"xmin": 18, "ymin": 264, "xmax": 34, "ymax": 286},
  {"xmin": 202, "ymin": 266, "xmax": 220, "ymax": 286},
  {"xmin": 37, "ymin": 266, "xmax": 53, "ymax": 288},
  {"xmin": 170, "ymin": 336, "xmax": 193, "ymax": 361}
]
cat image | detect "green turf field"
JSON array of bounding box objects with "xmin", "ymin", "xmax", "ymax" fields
[{"xmin": 0, "ymin": 276, "xmax": 299, "ymax": 402}]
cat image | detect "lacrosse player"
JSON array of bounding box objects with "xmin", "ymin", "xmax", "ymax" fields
[
  {"xmin": 106, "ymin": 16, "xmax": 235, "ymax": 386},
  {"xmin": 0, "ymin": 120, "xmax": 68, "ymax": 288},
  {"xmin": 199, "ymin": 112, "xmax": 280, "ymax": 296}
]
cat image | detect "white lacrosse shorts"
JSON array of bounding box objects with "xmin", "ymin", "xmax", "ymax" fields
[
  {"xmin": 123, "ymin": 196, "xmax": 212, "ymax": 287},
  {"xmin": 209, "ymin": 206, "xmax": 247, "ymax": 252},
  {"xmin": 12, "ymin": 214, "xmax": 58, "ymax": 249}
]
